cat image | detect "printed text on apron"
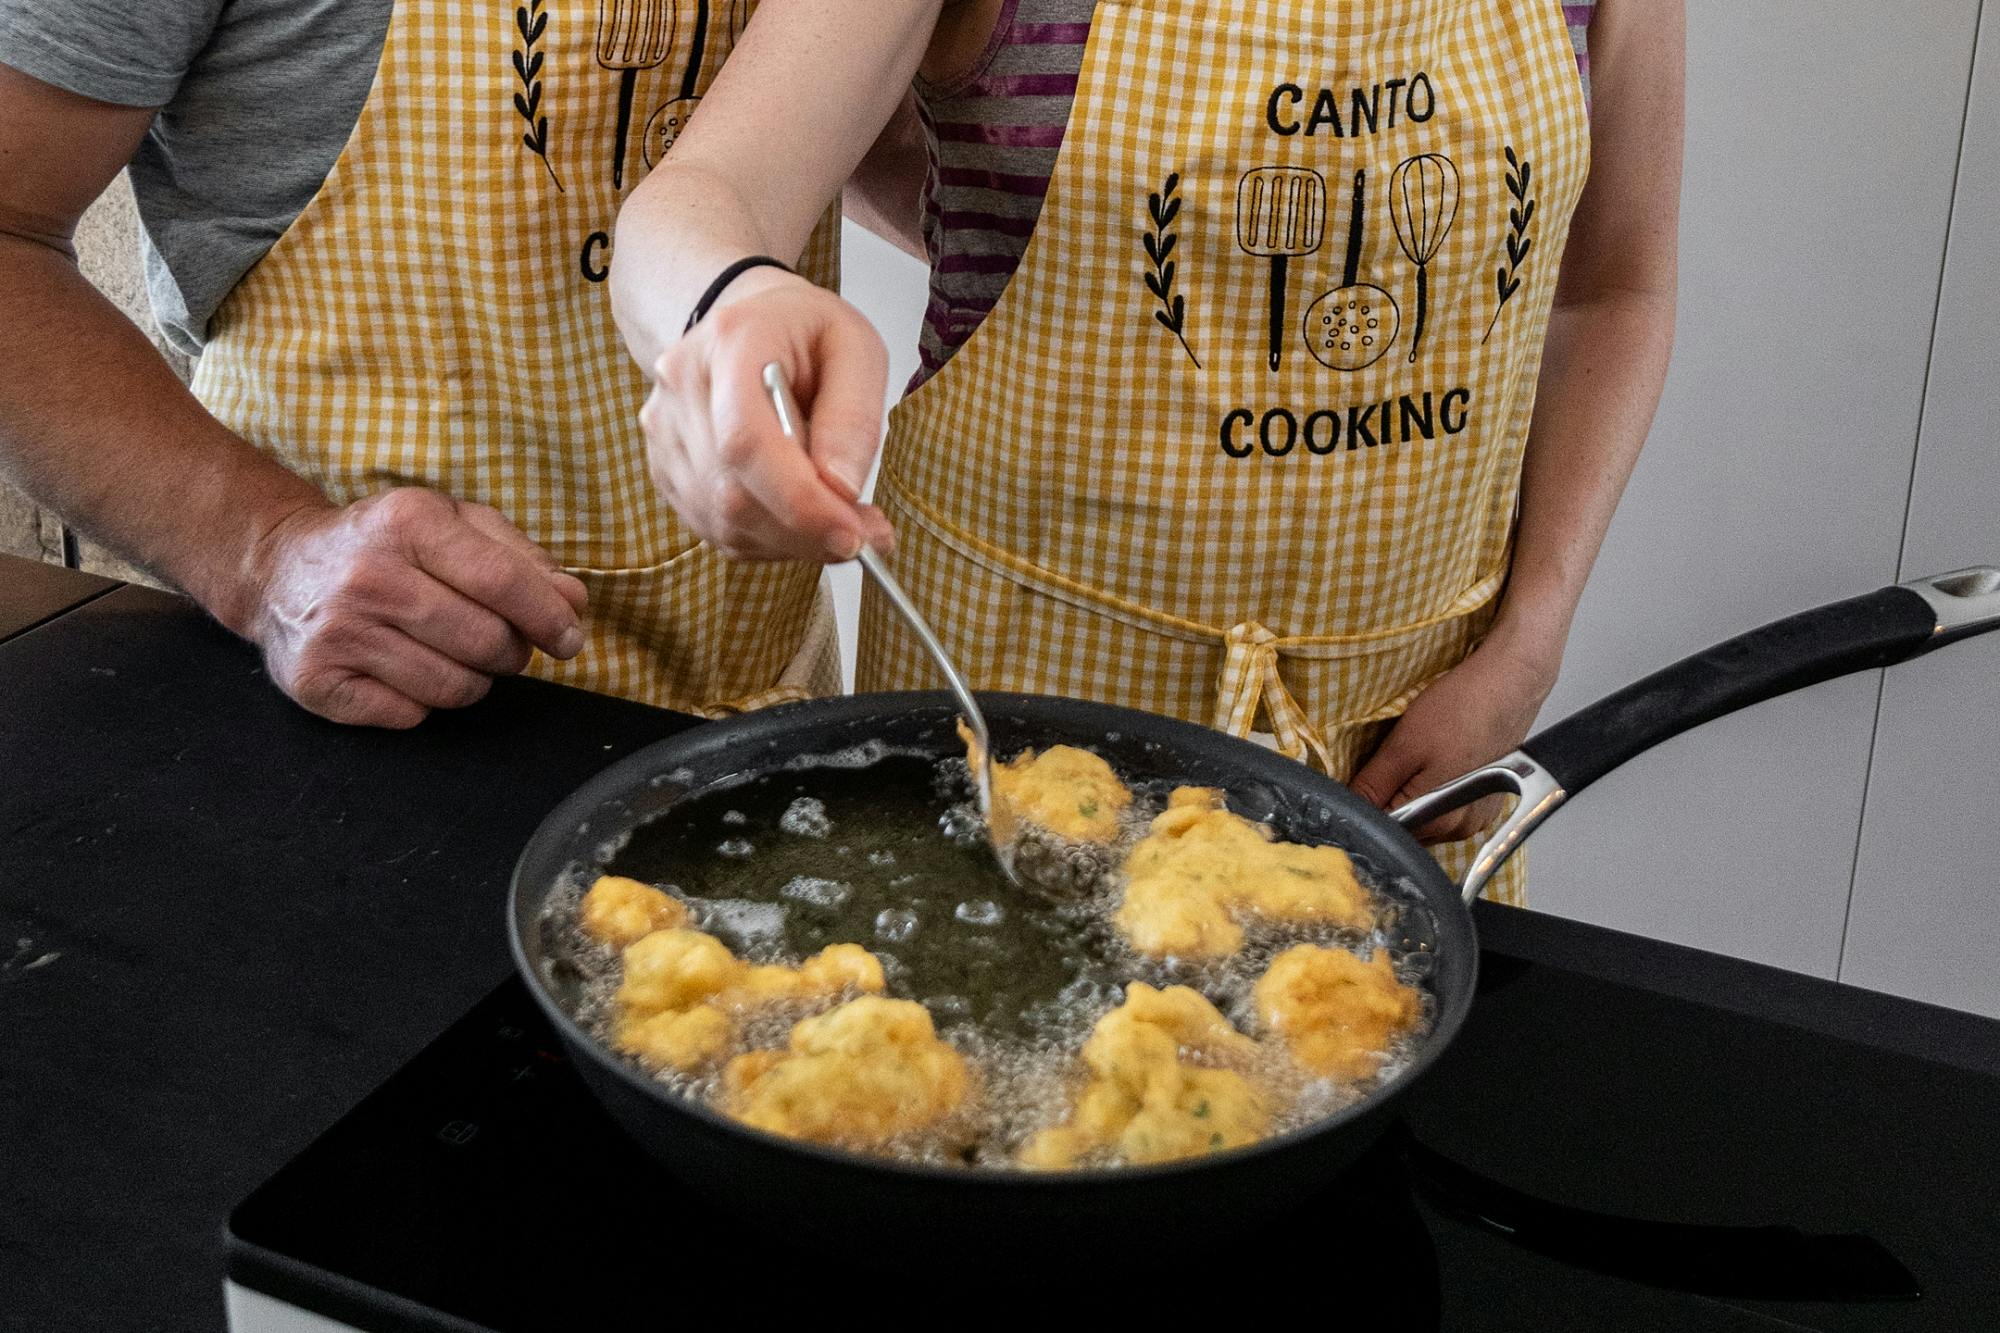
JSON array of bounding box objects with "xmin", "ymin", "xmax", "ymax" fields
[{"xmin": 858, "ymin": 0, "xmax": 1590, "ymax": 902}]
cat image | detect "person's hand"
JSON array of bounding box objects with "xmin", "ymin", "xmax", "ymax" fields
[
  {"xmin": 1348, "ymin": 626, "xmax": 1563, "ymax": 845},
  {"xmin": 642, "ymin": 268, "xmax": 895, "ymax": 563},
  {"xmin": 242, "ymin": 488, "xmax": 590, "ymax": 729}
]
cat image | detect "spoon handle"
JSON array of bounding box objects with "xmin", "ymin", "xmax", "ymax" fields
[
  {"xmin": 756, "ymin": 363, "xmax": 1004, "ymax": 824},
  {"xmin": 854, "ymin": 548, "xmax": 991, "ymax": 756}
]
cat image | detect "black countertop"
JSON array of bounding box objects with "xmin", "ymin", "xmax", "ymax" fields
[
  {"xmin": 4, "ymin": 572, "xmax": 1998, "ymax": 1331},
  {"xmin": 2, "ymin": 580, "xmax": 691, "ymax": 1331},
  {"xmin": 0, "ymin": 552, "xmax": 115, "ymax": 644}
]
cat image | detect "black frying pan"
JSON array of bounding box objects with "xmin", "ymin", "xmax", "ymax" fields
[{"xmin": 510, "ymin": 569, "xmax": 1999, "ymax": 1252}]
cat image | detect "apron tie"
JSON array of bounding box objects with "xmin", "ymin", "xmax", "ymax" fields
[
  {"xmin": 697, "ymin": 683, "xmax": 814, "ymax": 719},
  {"xmin": 1215, "ymin": 622, "xmax": 1335, "ymax": 774}
]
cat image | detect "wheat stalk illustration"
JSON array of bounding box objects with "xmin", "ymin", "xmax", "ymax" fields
[
  {"xmin": 1143, "ymin": 173, "xmax": 1201, "ymax": 369},
  {"xmin": 1482, "ymin": 146, "xmax": 1537, "ymax": 343},
  {"xmin": 514, "ymin": 0, "xmax": 566, "ymax": 193}
]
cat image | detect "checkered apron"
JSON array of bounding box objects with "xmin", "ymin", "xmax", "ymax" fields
[
  {"xmin": 858, "ymin": 0, "xmax": 1589, "ymax": 903},
  {"xmin": 191, "ymin": 0, "xmax": 841, "ymax": 715}
]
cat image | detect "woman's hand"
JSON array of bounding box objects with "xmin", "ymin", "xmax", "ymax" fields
[
  {"xmin": 1347, "ymin": 624, "xmax": 1564, "ymax": 844},
  {"xmin": 642, "ymin": 268, "xmax": 895, "ymax": 563}
]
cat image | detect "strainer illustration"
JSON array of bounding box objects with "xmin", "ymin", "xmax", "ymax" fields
[{"xmin": 1303, "ymin": 168, "xmax": 1400, "ymax": 372}]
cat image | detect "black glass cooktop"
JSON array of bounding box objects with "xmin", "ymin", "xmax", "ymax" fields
[{"xmin": 228, "ymin": 922, "xmax": 2000, "ymax": 1333}]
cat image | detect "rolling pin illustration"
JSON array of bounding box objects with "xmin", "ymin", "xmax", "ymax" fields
[
  {"xmin": 597, "ymin": 0, "xmax": 676, "ymax": 189},
  {"xmin": 1389, "ymin": 153, "xmax": 1460, "ymax": 364},
  {"xmin": 1304, "ymin": 168, "xmax": 1400, "ymax": 372},
  {"xmin": 1236, "ymin": 167, "xmax": 1326, "ymax": 373},
  {"xmin": 642, "ymin": 0, "xmax": 715, "ymax": 171}
]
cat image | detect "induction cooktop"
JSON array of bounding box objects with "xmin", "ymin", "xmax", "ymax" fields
[{"xmin": 226, "ymin": 930, "xmax": 2000, "ymax": 1332}]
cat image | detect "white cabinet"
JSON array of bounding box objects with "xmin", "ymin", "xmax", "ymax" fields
[
  {"xmin": 1525, "ymin": 0, "xmax": 1982, "ymax": 977},
  {"xmin": 1842, "ymin": 8, "xmax": 2000, "ymax": 1019}
]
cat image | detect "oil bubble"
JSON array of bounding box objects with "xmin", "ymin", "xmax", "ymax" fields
[
  {"xmin": 929, "ymin": 994, "xmax": 972, "ymax": 1022},
  {"xmin": 955, "ymin": 900, "xmax": 1005, "ymax": 927},
  {"xmin": 938, "ymin": 806, "xmax": 984, "ymax": 846},
  {"xmin": 779, "ymin": 876, "xmax": 853, "ymax": 912},
  {"xmin": 875, "ymin": 908, "xmax": 920, "ymax": 944},
  {"xmin": 780, "ymin": 796, "xmax": 832, "ymax": 839},
  {"xmin": 692, "ymin": 898, "xmax": 788, "ymax": 953}
]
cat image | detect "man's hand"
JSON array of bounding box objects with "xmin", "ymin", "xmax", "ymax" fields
[
  {"xmin": 642, "ymin": 269, "xmax": 895, "ymax": 563},
  {"xmin": 244, "ymin": 488, "xmax": 589, "ymax": 729},
  {"xmin": 1348, "ymin": 627, "xmax": 1563, "ymax": 845}
]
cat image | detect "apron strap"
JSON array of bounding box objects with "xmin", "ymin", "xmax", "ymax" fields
[{"xmin": 1215, "ymin": 622, "xmax": 1336, "ymax": 774}]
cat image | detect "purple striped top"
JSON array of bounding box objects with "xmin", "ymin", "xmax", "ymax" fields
[{"xmin": 909, "ymin": 0, "xmax": 1596, "ymax": 388}]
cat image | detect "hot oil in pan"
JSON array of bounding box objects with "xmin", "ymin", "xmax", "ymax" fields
[
  {"xmin": 556, "ymin": 751, "xmax": 1442, "ymax": 1166},
  {"xmin": 606, "ymin": 754, "xmax": 1133, "ymax": 1043}
]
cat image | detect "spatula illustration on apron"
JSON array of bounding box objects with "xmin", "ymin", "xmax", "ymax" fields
[{"xmin": 1237, "ymin": 166, "xmax": 1326, "ymax": 372}]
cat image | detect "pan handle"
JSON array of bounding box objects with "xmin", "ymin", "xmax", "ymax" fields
[{"xmin": 1393, "ymin": 568, "xmax": 2000, "ymax": 903}]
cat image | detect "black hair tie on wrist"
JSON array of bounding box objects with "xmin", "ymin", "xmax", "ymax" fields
[{"xmin": 684, "ymin": 255, "xmax": 794, "ymax": 334}]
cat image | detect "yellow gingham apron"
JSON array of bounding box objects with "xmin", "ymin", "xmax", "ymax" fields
[
  {"xmin": 858, "ymin": 0, "xmax": 1589, "ymax": 903},
  {"xmin": 191, "ymin": 0, "xmax": 840, "ymax": 714}
]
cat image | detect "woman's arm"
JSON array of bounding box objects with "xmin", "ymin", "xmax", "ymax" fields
[
  {"xmin": 612, "ymin": 1, "xmax": 942, "ymax": 562},
  {"xmin": 844, "ymin": 89, "xmax": 930, "ymax": 262},
  {"xmin": 1488, "ymin": 0, "xmax": 1686, "ymax": 675},
  {"xmin": 1350, "ymin": 0, "xmax": 1686, "ymax": 838}
]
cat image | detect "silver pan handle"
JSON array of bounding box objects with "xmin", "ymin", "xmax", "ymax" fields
[
  {"xmin": 1391, "ymin": 566, "xmax": 2000, "ymax": 905},
  {"xmin": 1901, "ymin": 566, "xmax": 2000, "ymax": 646},
  {"xmin": 1391, "ymin": 752, "xmax": 1565, "ymax": 905}
]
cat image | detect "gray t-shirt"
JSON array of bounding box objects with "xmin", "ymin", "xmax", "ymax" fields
[{"xmin": 0, "ymin": 0, "xmax": 392, "ymax": 354}]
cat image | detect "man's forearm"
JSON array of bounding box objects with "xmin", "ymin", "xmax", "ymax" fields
[
  {"xmin": 1492, "ymin": 290, "xmax": 1677, "ymax": 665},
  {"xmin": 0, "ymin": 234, "xmax": 327, "ymax": 632}
]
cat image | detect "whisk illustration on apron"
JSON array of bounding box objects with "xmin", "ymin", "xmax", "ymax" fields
[{"xmin": 862, "ymin": 0, "xmax": 1590, "ymax": 904}]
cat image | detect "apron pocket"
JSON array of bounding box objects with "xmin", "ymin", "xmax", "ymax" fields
[{"xmin": 539, "ymin": 546, "xmax": 828, "ymax": 713}]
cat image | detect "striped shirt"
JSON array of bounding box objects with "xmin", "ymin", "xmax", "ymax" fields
[{"xmin": 911, "ymin": 0, "xmax": 1596, "ymax": 386}]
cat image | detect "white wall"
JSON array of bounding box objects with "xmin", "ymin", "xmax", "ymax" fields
[
  {"xmin": 835, "ymin": 2, "xmax": 2000, "ymax": 1014},
  {"xmin": 1841, "ymin": 6, "xmax": 2000, "ymax": 1020},
  {"xmin": 1527, "ymin": 0, "xmax": 1983, "ymax": 983}
]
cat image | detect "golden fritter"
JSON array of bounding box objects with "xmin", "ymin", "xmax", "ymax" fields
[
  {"xmin": 733, "ymin": 943, "xmax": 886, "ymax": 1005},
  {"xmin": 616, "ymin": 927, "xmax": 741, "ymax": 1015},
  {"xmin": 962, "ymin": 722, "xmax": 1133, "ymax": 844},
  {"xmin": 721, "ymin": 996, "xmax": 971, "ymax": 1145},
  {"xmin": 1115, "ymin": 787, "xmax": 1371, "ymax": 960},
  {"xmin": 617, "ymin": 1005, "xmax": 736, "ymax": 1071},
  {"xmin": 1091, "ymin": 978, "xmax": 1260, "ymax": 1066},
  {"xmin": 579, "ymin": 874, "xmax": 690, "ymax": 950},
  {"xmin": 612, "ymin": 928, "xmax": 885, "ymax": 1073},
  {"xmin": 1020, "ymin": 983, "xmax": 1269, "ymax": 1168},
  {"xmin": 1254, "ymin": 944, "xmax": 1420, "ymax": 1081}
]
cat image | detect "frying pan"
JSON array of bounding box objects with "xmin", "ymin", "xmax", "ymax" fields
[{"xmin": 510, "ymin": 568, "xmax": 2000, "ymax": 1252}]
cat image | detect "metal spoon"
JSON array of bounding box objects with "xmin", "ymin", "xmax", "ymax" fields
[{"xmin": 760, "ymin": 362, "xmax": 1023, "ymax": 887}]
